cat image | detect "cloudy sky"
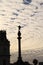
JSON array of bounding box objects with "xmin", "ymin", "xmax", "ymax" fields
[{"xmin": 0, "ymin": 0, "xmax": 43, "ymax": 53}]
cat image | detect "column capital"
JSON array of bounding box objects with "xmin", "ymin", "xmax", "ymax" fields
[{"xmin": 18, "ymin": 25, "xmax": 21, "ymax": 30}]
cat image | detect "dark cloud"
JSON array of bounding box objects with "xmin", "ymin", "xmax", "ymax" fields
[
  {"xmin": 40, "ymin": 2, "xmax": 43, "ymax": 5},
  {"xmin": 0, "ymin": 14, "xmax": 5, "ymax": 16},
  {"xmin": 3, "ymin": 23, "xmax": 9, "ymax": 26},
  {"xmin": 11, "ymin": 17, "xmax": 16, "ymax": 20},
  {"xmin": 0, "ymin": 9, "xmax": 6, "ymax": 16},
  {"xmin": 34, "ymin": 11, "xmax": 38, "ymax": 13},
  {"xmin": 10, "ymin": 21, "xmax": 14, "ymax": 22},
  {"xmin": 2, "ymin": 10, "xmax": 6, "ymax": 12},
  {"xmin": 12, "ymin": 12, "xmax": 18, "ymax": 16},
  {"xmin": 0, "ymin": 0, "xmax": 2, "ymax": 3},
  {"xmin": 16, "ymin": 8, "xmax": 25, "ymax": 12},
  {"xmin": 23, "ymin": 0, "xmax": 32, "ymax": 5},
  {"xmin": 21, "ymin": 8, "xmax": 25, "ymax": 10},
  {"xmin": 30, "ymin": 14, "xmax": 35, "ymax": 17},
  {"xmin": 16, "ymin": 9, "xmax": 20, "ymax": 12},
  {"xmin": 36, "ymin": 6, "xmax": 38, "ymax": 9}
]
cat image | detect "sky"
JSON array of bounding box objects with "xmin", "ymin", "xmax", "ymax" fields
[{"xmin": 0, "ymin": 0, "xmax": 43, "ymax": 53}]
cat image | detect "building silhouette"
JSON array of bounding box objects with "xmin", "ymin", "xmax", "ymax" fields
[{"xmin": 0, "ymin": 30, "xmax": 10, "ymax": 65}]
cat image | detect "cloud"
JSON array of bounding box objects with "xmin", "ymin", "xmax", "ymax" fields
[
  {"xmin": 40, "ymin": 2, "xmax": 43, "ymax": 5},
  {"xmin": 11, "ymin": 17, "xmax": 16, "ymax": 20},
  {"xmin": 0, "ymin": 14, "xmax": 5, "ymax": 16},
  {"xmin": 23, "ymin": 0, "xmax": 32, "ymax": 5},
  {"xmin": 12, "ymin": 12, "xmax": 18, "ymax": 16},
  {"xmin": 0, "ymin": 0, "xmax": 2, "ymax": 3}
]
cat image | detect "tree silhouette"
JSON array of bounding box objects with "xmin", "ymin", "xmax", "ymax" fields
[{"xmin": 33, "ymin": 59, "xmax": 38, "ymax": 65}]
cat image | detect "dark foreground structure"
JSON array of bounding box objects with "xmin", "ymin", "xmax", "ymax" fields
[
  {"xmin": 0, "ymin": 26, "xmax": 31, "ymax": 65},
  {"xmin": 0, "ymin": 26, "xmax": 43, "ymax": 65},
  {"xmin": 39, "ymin": 62, "xmax": 43, "ymax": 65},
  {"xmin": 13, "ymin": 26, "xmax": 31, "ymax": 65},
  {"xmin": 11, "ymin": 26, "xmax": 31, "ymax": 65},
  {"xmin": 0, "ymin": 30, "xmax": 10, "ymax": 65}
]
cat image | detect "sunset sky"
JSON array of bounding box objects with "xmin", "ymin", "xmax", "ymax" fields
[{"xmin": 0, "ymin": 0, "xmax": 43, "ymax": 53}]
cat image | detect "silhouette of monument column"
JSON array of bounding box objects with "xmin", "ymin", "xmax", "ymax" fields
[{"xmin": 17, "ymin": 25, "xmax": 22, "ymax": 61}]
